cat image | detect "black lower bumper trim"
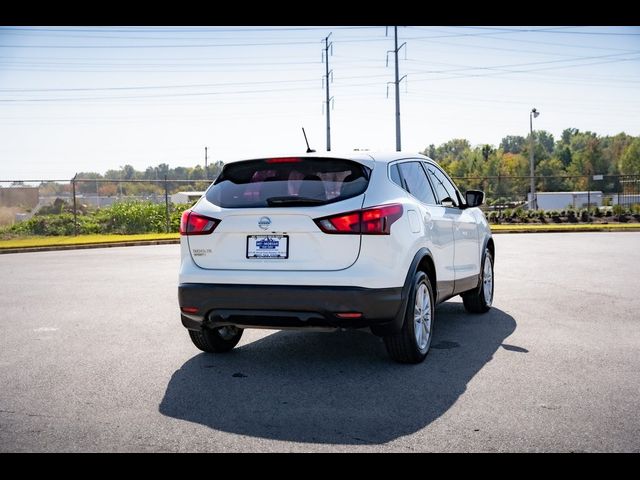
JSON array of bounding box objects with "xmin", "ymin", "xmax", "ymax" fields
[{"xmin": 178, "ymin": 283, "xmax": 403, "ymax": 331}]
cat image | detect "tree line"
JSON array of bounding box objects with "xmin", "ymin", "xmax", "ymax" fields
[
  {"xmin": 37, "ymin": 129, "xmax": 640, "ymax": 202},
  {"xmin": 423, "ymin": 129, "xmax": 640, "ymax": 204},
  {"xmin": 39, "ymin": 161, "xmax": 224, "ymax": 197}
]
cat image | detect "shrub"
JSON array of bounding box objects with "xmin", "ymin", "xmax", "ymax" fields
[
  {"xmin": 579, "ymin": 209, "xmax": 590, "ymax": 222},
  {"xmin": 5, "ymin": 201, "xmax": 192, "ymax": 236},
  {"xmin": 533, "ymin": 210, "xmax": 546, "ymax": 223},
  {"xmin": 104, "ymin": 201, "xmax": 167, "ymax": 234},
  {"xmin": 9, "ymin": 214, "xmax": 76, "ymax": 236}
]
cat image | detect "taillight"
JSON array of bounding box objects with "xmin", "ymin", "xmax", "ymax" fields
[
  {"xmin": 179, "ymin": 210, "xmax": 220, "ymax": 236},
  {"xmin": 314, "ymin": 204, "xmax": 403, "ymax": 235},
  {"xmin": 265, "ymin": 157, "xmax": 301, "ymax": 164},
  {"xmin": 180, "ymin": 306, "xmax": 199, "ymax": 314}
]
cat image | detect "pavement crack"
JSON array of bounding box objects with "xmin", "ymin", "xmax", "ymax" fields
[{"xmin": 0, "ymin": 409, "xmax": 60, "ymax": 418}]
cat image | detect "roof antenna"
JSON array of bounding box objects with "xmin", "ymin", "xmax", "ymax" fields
[{"xmin": 302, "ymin": 127, "xmax": 315, "ymax": 153}]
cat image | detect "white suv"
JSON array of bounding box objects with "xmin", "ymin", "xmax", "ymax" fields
[{"xmin": 178, "ymin": 152, "xmax": 494, "ymax": 363}]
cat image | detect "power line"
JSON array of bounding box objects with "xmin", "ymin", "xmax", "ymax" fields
[
  {"xmin": 0, "ymin": 77, "xmax": 323, "ymax": 93},
  {"xmin": 448, "ymin": 26, "xmax": 640, "ymax": 36},
  {"xmin": 407, "ymin": 25, "xmax": 640, "ymax": 37},
  {"xmin": 0, "ymin": 40, "xmax": 322, "ymax": 49},
  {"xmin": 2, "ymin": 52, "xmax": 637, "ymax": 102},
  {"xmin": 0, "ymin": 35, "xmax": 391, "ymax": 50},
  {"xmin": 409, "ymin": 29, "xmax": 640, "ymax": 53},
  {"xmin": 0, "ymin": 26, "xmax": 381, "ymax": 33}
]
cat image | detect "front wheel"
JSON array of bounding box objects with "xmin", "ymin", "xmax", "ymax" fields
[
  {"xmin": 462, "ymin": 248, "xmax": 494, "ymax": 314},
  {"xmin": 383, "ymin": 271, "xmax": 434, "ymax": 364},
  {"xmin": 188, "ymin": 325, "xmax": 244, "ymax": 353}
]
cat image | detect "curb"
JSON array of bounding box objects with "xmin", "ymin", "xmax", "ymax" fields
[
  {"xmin": 491, "ymin": 226, "xmax": 640, "ymax": 234},
  {"xmin": 0, "ymin": 239, "xmax": 179, "ymax": 255},
  {"xmin": 1, "ymin": 227, "xmax": 639, "ymax": 254}
]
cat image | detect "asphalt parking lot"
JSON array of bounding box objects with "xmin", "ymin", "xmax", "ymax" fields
[{"xmin": 1, "ymin": 232, "xmax": 639, "ymax": 452}]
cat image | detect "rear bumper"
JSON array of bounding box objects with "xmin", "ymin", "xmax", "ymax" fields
[{"xmin": 178, "ymin": 283, "xmax": 404, "ymax": 332}]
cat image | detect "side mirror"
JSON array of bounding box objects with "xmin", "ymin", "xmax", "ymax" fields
[
  {"xmin": 441, "ymin": 197, "xmax": 456, "ymax": 208},
  {"xmin": 465, "ymin": 190, "xmax": 484, "ymax": 208}
]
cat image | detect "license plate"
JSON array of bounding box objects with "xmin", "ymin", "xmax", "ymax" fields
[{"xmin": 246, "ymin": 235, "xmax": 289, "ymax": 259}]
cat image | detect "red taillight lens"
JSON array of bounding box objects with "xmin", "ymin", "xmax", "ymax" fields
[
  {"xmin": 314, "ymin": 204, "xmax": 403, "ymax": 235},
  {"xmin": 180, "ymin": 306, "xmax": 199, "ymax": 314},
  {"xmin": 316, "ymin": 212, "xmax": 361, "ymax": 234},
  {"xmin": 265, "ymin": 157, "xmax": 301, "ymax": 164},
  {"xmin": 179, "ymin": 210, "xmax": 220, "ymax": 236},
  {"xmin": 361, "ymin": 204, "xmax": 403, "ymax": 234}
]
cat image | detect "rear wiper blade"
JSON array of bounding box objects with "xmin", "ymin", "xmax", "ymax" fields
[{"xmin": 266, "ymin": 196, "xmax": 326, "ymax": 206}]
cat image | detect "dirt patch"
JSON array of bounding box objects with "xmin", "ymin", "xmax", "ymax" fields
[{"xmin": 0, "ymin": 207, "xmax": 26, "ymax": 227}]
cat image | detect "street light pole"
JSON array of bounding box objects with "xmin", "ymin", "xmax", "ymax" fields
[
  {"xmin": 204, "ymin": 146, "xmax": 208, "ymax": 180},
  {"xmin": 529, "ymin": 108, "xmax": 540, "ymax": 210}
]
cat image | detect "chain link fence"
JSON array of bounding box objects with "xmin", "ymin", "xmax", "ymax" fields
[
  {"xmin": 1, "ymin": 173, "xmax": 639, "ymax": 234},
  {"xmin": 452, "ymin": 174, "xmax": 640, "ymax": 212},
  {"xmin": 0, "ymin": 177, "xmax": 213, "ymax": 234}
]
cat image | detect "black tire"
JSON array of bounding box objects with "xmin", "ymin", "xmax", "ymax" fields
[
  {"xmin": 188, "ymin": 326, "xmax": 243, "ymax": 353},
  {"xmin": 462, "ymin": 248, "xmax": 494, "ymax": 314},
  {"xmin": 383, "ymin": 271, "xmax": 435, "ymax": 364}
]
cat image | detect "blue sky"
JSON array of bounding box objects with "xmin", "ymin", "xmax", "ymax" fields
[{"xmin": 0, "ymin": 25, "xmax": 639, "ymax": 179}]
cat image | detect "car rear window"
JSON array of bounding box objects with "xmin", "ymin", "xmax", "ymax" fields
[{"xmin": 206, "ymin": 157, "xmax": 371, "ymax": 208}]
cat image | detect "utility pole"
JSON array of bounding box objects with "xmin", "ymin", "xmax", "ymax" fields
[
  {"xmin": 322, "ymin": 33, "xmax": 333, "ymax": 151},
  {"xmin": 387, "ymin": 26, "xmax": 406, "ymax": 152},
  {"xmin": 529, "ymin": 108, "xmax": 540, "ymax": 210},
  {"xmin": 72, "ymin": 173, "xmax": 77, "ymax": 236},
  {"xmin": 204, "ymin": 146, "xmax": 208, "ymax": 180}
]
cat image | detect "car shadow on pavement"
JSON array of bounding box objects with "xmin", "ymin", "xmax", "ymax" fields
[{"xmin": 159, "ymin": 303, "xmax": 516, "ymax": 445}]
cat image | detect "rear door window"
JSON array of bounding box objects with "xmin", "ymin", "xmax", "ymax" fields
[
  {"xmin": 206, "ymin": 157, "xmax": 371, "ymax": 208},
  {"xmin": 424, "ymin": 162, "xmax": 462, "ymax": 207},
  {"xmin": 392, "ymin": 161, "xmax": 437, "ymax": 205}
]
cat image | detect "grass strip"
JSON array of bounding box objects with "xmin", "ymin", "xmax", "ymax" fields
[
  {"xmin": 491, "ymin": 223, "xmax": 640, "ymax": 233},
  {"xmin": 1, "ymin": 224, "xmax": 639, "ymax": 251},
  {"xmin": 0, "ymin": 233, "xmax": 179, "ymax": 249}
]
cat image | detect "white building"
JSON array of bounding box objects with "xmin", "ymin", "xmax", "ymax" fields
[
  {"xmin": 611, "ymin": 194, "xmax": 640, "ymax": 206},
  {"xmin": 171, "ymin": 191, "xmax": 205, "ymax": 205},
  {"xmin": 532, "ymin": 191, "xmax": 603, "ymax": 211}
]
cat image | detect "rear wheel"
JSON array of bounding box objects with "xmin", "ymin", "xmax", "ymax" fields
[
  {"xmin": 462, "ymin": 249, "xmax": 494, "ymax": 314},
  {"xmin": 383, "ymin": 271, "xmax": 434, "ymax": 364},
  {"xmin": 188, "ymin": 325, "xmax": 243, "ymax": 353}
]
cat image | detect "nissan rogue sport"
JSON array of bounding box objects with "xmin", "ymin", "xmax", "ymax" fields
[{"xmin": 178, "ymin": 152, "xmax": 494, "ymax": 363}]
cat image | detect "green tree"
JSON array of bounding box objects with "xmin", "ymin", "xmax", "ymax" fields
[
  {"xmin": 620, "ymin": 138, "xmax": 640, "ymax": 175},
  {"xmin": 190, "ymin": 165, "xmax": 205, "ymax": 181},
  {"xmin": 536, "ymin": 157, "xmax": 567, "ymax": 192},
  {"xmin": 436, "ymin": 139, "xmax": 471, "ymax": 164},
  {"xmin": 560, "ymin": 128, "xmax": 579, "ymax": 146},
  {"xmin": 121, "ymin": 164, "xmax": 136, "ymax": 180},
  {"xmin": 499, "ymin": 135, "xmax": 526, "ymax": 154},
  {"xmin": 75, "ymin": 172, "xmax": 103, "ymax": 194},
  {"xmin": 535, "ymin": 130, "xmax": 555, "ymax": 159},
  {"xmin": 556, "ymin": 146, "xmax": 572, "ymax": 167},
  {"xmin": 156, "ymin": 163, "xmax": 170, "ymax": 178},
  {"xmin": 602, "ymin": 132, "xmax": 633, "ymax": 175},
  {"xmin": 423, "ymin": 144, "xmax": 437, "ymax": 160},
  {"xmin": 481, "ymin": 144, "xmax": 494, "ymax": 162}
]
